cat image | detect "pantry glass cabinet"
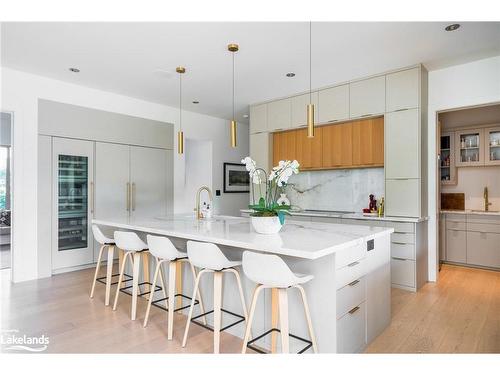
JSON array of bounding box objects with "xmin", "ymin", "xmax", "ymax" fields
[
  {"xmin": 440, "ymin": 132, "xmax": 456, "ymax": 185},
  {"xmin": 484, "ymin": 126, "xmax": 500, "ymax": 166},
  {"xmin": 455, "ymin": 129, "xmax": 485, "ymax": 167}
]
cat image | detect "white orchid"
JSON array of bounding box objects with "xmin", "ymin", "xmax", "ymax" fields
[
  {"xmin": 269, "ymin": 160, "xmax": 300, "ymax": 186},
  {"xmin": 241, "ymin": 157, "xmax": 262, "ymax": 184}
]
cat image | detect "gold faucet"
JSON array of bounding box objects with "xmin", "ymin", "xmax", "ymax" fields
[
  {"xmin": 484, "ymin": 186, "xmax": 492, "ymax": 211},
  {"xmin": 195, "ymin": 186, "xmax": 213, "ymax": 219}
]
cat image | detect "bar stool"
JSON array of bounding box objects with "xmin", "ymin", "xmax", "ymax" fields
[
  {"xmin": 112, "ymin": 231, "xmax": 149, "ymax": 320},
  {"xmin": 182, "ymin": 241, "xmax": 249, "ymax": 354},
  {"xmin": 89, "ymin": 224, "xmax": 116, "ymax": 306},
  {"xmin": 241, "ymin": 251, "xmax": 318, "ymax": 354},
  {"xmin": 143, "ymin": 234, "xmax": 207, "ymax": 340}
]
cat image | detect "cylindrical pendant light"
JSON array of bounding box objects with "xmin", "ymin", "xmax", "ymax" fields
[
  {"xmin": 307, "ymin": 21, "xmax": 315, "ymax": 138},
  {"xmin": 176, "ymin": 66, "xmax": 186, "ymax": 154},
  {"xmin": 228, "ymin": 43, "xmax": 239, "ymax": 148}
]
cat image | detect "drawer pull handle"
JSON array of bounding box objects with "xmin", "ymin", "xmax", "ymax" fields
[
  {"xmin": 360, "ymin": 113, "xmax": 373, "ymax": 118},
  {"xmin": 392, "ymin": 257, "xmax": 407, "ymax": 261},
  {"xmin": 392, "ymin": 241, "xmax": 407, "ymax": 245},
  {"xmin": 348, "ymin": 279, "xmax": 360, "ymax": 287},
  {"xmin": 347, "ymin": 261, "xmax": 360, "ymax": 267},
  {"xmin": 348, "ymin": 306, "xmax": 360, "ymax": 314}
]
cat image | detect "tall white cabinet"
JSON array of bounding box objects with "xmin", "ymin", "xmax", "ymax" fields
[{"xmin": 38, "ymin": 100, "xmax": 174, "ymax": 275}]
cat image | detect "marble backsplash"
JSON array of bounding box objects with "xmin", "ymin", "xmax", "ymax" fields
[{"xmin": 283, "ymin": 168, "xmax": 384, "ymax": 213}]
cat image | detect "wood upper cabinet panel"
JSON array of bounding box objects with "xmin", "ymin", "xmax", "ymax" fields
[
  {"xmin": 352, "ymin": 117, "xmax": 384, "ymax": 166},
  {"xmin": 273, "ymin": 130, "xmax": 296, "ymax": 166},
  {"xmin": 322, "ymin": 123, "xmax": 353, "ymax": 168},
  {"xmin": 296, "ymin": 127, "xmax": 323, "ymax": 169}
]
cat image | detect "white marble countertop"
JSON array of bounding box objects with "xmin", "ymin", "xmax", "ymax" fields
[
  {"xmin": 93, "ymin": 215, "xmax": 393, "ymax": 260},
  {"xmin": 440, "ymin": 209, "xmax": 500, "ymax": 216},
  {"xmin": 240, "ymin": 209, "xmax": 428, "ymax": 223}
]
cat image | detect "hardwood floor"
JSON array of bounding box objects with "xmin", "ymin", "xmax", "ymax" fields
[{"xmin": 1, "ymin": 264, "xmax": 498, "ymax": 353}]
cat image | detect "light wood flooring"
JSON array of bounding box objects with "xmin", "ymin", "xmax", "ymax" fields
[{"xmin": 1, "ymin": 264, "xmax": 498, "ymax": 353}]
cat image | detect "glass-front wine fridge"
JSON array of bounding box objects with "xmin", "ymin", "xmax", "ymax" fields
[{"xmin": 52, "ymin": 138, "xmax": 94, "ymax": 271}]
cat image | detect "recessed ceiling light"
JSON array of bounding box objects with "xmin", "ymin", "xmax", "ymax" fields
[
  {"xmin": 286, "ymin": 72, "xmax": 296, "ymax": 77},
  {"xmin": 445, "ymin": 24, "xmax": 460, "ymax": 32},
  {"xmin": 243, "ymin": 114, "xmax": 249, "ymax": 118},
  {"xmin": 192, "ymin": 101, "xmax": 199, "ymax": 104},
  {"xmin": 69, "ymin": 67, "xmax": 80, "ymax": 73}
]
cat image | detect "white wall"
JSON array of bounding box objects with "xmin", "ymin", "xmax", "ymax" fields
[
  {"xmin": 0, "ymin": 67, "xmax": 249, "ymax": 282},
  {"xmin": 427, "ymin": 55, "xmax": 500, "ymax": 282}
]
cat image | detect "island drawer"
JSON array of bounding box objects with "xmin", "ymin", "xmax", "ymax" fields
[
  {"xmin": 391, "ymin": 258, "xmax": 415, "ymax": 287},
  {"xmin": 336, "ymin": 258, "xmax": 366, "ymax": 289},
  {"xmin": 336, "ymin": 301, "xmax": 366, "ymax": 353},
  {"xmin": 391, "ymin": 232, "xmax": 415, "ymax": 244},
  {"xmin": 391, "ymin": 242, "xmax": 415, "ymax": 260},
  {"xmin": 336, "ymin": 276, "xmax": 366, "ymax": 318},
  {"xmin": 387, "ymin": 222, "xmax": 414, "ymax": 233},
  {"xmin": 335, "ymin": 242, "xmax": 366, "ymax": 270}
]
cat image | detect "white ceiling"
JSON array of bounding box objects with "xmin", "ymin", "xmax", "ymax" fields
[{"xmin": 2, "ymin": 22, "xmax": 500, "ymax": 122}]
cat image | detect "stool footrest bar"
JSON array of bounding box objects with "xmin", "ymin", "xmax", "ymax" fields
[
  {"xmin": 96, "ymin": 273, "xmax": 133, "ymax": 286},
  {"xmin": 191, "ymin": 308, "xmax": 245, "ymax": 332},
  {"xmin": 246, "ymin": 328, "xmax": 312, "ymax": 354},
  {"xmin": 151, "ymin": 293, "xmax": 199, "ymax": 313}
]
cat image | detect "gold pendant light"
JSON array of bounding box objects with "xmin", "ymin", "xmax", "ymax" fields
[
  {"xmin": 176, "ymin": 66, "xmax": 186, "ymax": 154},
  {"xmin": 307, "ymin": 21, "xmax": 315, "ymax": 138},
  {"xmin": 228, "ymin": 43, "xmax": 239, "ymax": 148}
]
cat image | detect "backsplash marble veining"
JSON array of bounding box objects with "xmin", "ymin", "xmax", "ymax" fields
[{"xmin": 284, "ymin": 168, "xmax": 385, "ymax": 213}]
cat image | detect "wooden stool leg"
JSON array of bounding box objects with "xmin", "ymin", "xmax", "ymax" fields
[
  {"xmin": 105, "ymin": 245, "xmax": 114, "ymax": 306},
  {"xmin": 143, "ymin": 260, "xmax": 162, "ymax": 328},
  {"xmin": 213, "ymin": 271, "xmax": 223, "ymax": 354},
  {"xmin": 158, "ymin": 261, "xmax": 168, "ymax": 310},
  {"xmin": 176, "ymin": 262, "xmax": 183, "ymax": 314},
  {"xmin": 113, "ymin": 252, "xmax": 129, "ymax": 311},
  {"xmin": 131, "ymin": 252, "xmax": 141, "ymax": 320},
  {"xmin": 167, "ymin": 260, "xmax": 177, "ymax": 340},
  {"xmin": 182, "ymin": 270, "xmax": 205, "ymax": 347},
  {"xmin": 90, "ymin": 245, "xmax": 105, "ymax": 298},
  {"xmin": 142, "ymin": 252, "xmax": 150, "ymax": 294},
  {"xmin": 278, "ymin": 288, "xmax": 289, "ymax": 353},
  {"xmin": 296, "ymin": 285, "xmax": 318, "ymax": 353},
  {"xmin": 188, "ymin": 262, "xmax": 207, "ymax": 325},
  {"xmin": 271, "ymin": 288, "xmax": 279, "ymax": 353},
  {"xmin": 241, "ymin": 284, "xmax": 264, "ymax": 353}
]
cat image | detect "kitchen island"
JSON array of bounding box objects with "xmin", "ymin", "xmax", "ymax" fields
[{"xmin": 93, "ymin": 215, "xmax": 394, "ymax": 353}]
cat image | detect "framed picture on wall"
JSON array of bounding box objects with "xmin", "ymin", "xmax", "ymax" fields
[{"xmin": 223, "ymin": 162, "xmax": 250, "ymax": 193}]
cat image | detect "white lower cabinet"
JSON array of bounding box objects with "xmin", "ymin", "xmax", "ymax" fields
[
  {"xmin": 336, "ymin": 277, "xmax": 366, "ymax": 318},
  {"xmin": 391, "ymin": 258, "xmax": 416, "ymax": 288},
  {"xmin": 466, "ymin": 231, "xmax": 500, "ymax": 268},
  {"xmin": 446, "ymin": 229, "xmax": 467, "ymax": 263},
  {"xmin": 337, "ymin": 301, "xmax": 367, "ymax": 353}
]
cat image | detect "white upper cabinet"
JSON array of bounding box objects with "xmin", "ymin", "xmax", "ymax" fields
[
  {"xmin": 349, "ymin": 76, "xmax": 386, "ymax": 119},
  {"xmin": 385, "ymin": 109, "xmax": 420, "ymax": 179},
  {"xmin": 318, "ymin": 85, "xmax": 349, "ymax": 124},
  {"xmin": 291, "ymin": 92, "xmax": 319, "ymax": 128},
  {"xmin": 249, "ymin": 103, "xmax": 268, "ymax": 134},
  {"xmin": 386, "ymin": 68, "xmax": 420, "ymax": 112},
  {"xmin": 267, "ymin": 98, "xmax": 292, "ymax": 132}
]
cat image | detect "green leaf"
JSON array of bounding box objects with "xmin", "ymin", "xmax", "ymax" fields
[{"xmin": 278, "ymin": 211, "xmax": 286, "ymax": 225}]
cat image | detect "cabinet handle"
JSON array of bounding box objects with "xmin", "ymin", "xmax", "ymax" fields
[
  {"xmin": 90, "ymin": 182, "xmax": 95, "ymax": 215},
  {"xmin": 391, "ymin": 241, "xmax": 407, "ymax": 245},
  {"xmin": 347, "ymin": 261, "xmax": 360, "ymax": 267},
  {"xmin": 394, "ymin": 108, "xmax": 410, "ymax": 112},
  {"xmin": 348, "ymin": 306, "xmax": 360, "ymax": 314},
  {"xmin": 328, "ymin": 119, "xmax": 339, "ymax": 123},
  {"xmin": 132, "ymin": 183, "xmax": 136, "ymax": 211},
  {"xmin": 392, "ymin": 257, "xmax": 407, "ymax": 261},
  {"xmin": 348, "ymin": 279, "xmax": 360, "ymax": 287},
  {"xmin": 360, "ymin": 113, "xmax": 373, "ymax": 118},
  {"xmin": 126, "ymin": 183, "xmax": 130, "ymax": 211}
]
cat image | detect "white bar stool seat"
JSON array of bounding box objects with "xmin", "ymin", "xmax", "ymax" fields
[
  {"xmin": 182, "ymin": 241, "xmax": 249, "ymax": 353},
  {"xmin": 112, "ymin": 231, "xmax": 149, "ymax": 320},
  {"xmin": 89, "ymin": 224, "xmax": 116, "ymax": 306},
  {"xmin": 143, "ymin": 234, "xmax": 207, "ymax": 340},
  {"xmin": 241, "ymin": 251, "xmax": 318, "ymax": 354}
]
